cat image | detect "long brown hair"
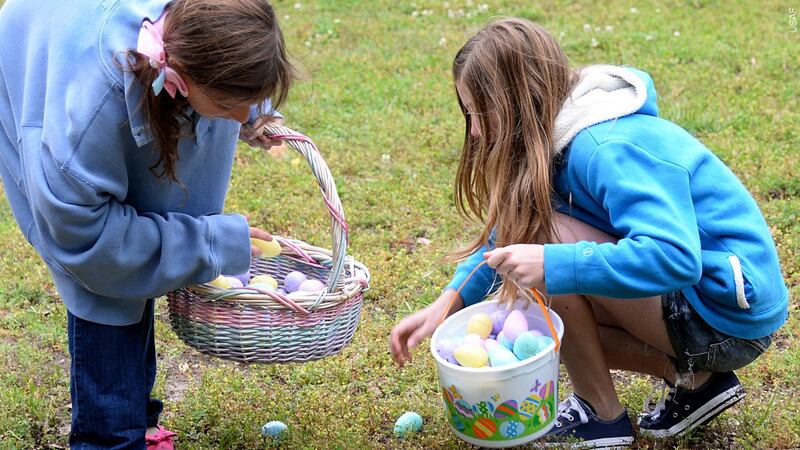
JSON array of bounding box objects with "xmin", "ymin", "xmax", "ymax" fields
[
  {"xmin": 451, "ymin": 18, "xmax": 578, "ymax": 301},
  {"xmin": 125, "ymin": 0, "xmax": 296, "ymax": 182}
]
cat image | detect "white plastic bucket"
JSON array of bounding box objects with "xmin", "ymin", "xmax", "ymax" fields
[{"xmin": 430, "ymin": 299, "xmax": 564, "ymax": 448}]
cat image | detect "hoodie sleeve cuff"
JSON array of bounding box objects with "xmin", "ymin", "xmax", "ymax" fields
[
  {"xmin": 209, "ymin": 214, "xmax": 251, "ymax": 277},
  {"xmin": 544, "ymin": 242, "xmax": 581, "ymax": 295}
]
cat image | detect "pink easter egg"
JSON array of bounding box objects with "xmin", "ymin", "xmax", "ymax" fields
[
  {"xmin": 484, "ymin": 338, "xmax": 500, "ymax": 352},
  {"xmin": 283, "ymin": 271, "xmax": 308, "ymax": 293},
  {"xmin": 299, "ymin": 279, "xmax": 325, "ymax": 292},
  {"xmin": 463, "ymin": 333, "xmax": 484, "ymax": 346},
  {"xmin": 528, "ymin": 329, "xmax": 544, "ymax": 337},
  {"xmin": 227, "ymin": 270, "xmax": 251, "ymax": 286},
  {"xmin": 490, "ymin": 309, "xmax": 510, "ymax": 334},
  {"xmin": 502, "ymin": 310, "xmax": 529, "ymax": 342},
  {"xmin": 228, "ymin": 277, "xmax": 244, "ymax": 288}
]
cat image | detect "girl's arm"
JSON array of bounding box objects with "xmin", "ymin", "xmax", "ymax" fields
[
  {"xmin": 445, "ymin": 230, "xmax": 500, "ymax": 306},
  {"xmin": 544, "ymin": 140, "xmax": 702, "ymax": 298}
]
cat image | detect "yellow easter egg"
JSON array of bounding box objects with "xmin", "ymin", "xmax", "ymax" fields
[
  {"xmin": 208, "ymin": 275, "xmax": 233, "ymax": 289},
  {"xmin": 251, "ymin": 238, "xmax": 281, "ymax": 258},
  {"xmin": 466, "ymin": 313, "xmax": 493, "ymax": 339},
  {"xmin": 249, "ymin": 274, "xmax": 278, "ymax": 289},
  {"xmin": 453, "ymin": 344, "xmax": 489, "ymax": 368}
]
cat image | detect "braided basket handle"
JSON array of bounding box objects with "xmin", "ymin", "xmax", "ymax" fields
[{"xmin": 261, "ymin": 123, "xmax": 349, "ymax": 308}]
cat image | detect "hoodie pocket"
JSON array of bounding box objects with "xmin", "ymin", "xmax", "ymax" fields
[{"xmin": 696, "ymin": 249, "xmax": 752, "ymax": 310}]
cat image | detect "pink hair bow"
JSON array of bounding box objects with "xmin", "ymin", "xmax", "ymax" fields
[{"xmin": 136, "ymin": 13, "xmax": 189, "ymax": 98}]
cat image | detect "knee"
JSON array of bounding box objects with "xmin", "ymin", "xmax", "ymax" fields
[{"xmin": 551, "ymin": 213, "xmax": 618, "ymax": 245}]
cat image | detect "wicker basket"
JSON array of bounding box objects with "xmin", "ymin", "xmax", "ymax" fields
[{"xmin": 167, "ymin": 123, "xmax": 370, "ymax": 363}]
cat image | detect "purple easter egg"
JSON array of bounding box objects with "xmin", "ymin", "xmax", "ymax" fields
[
  {"xmin": 436, "ymin": 338, "xmax": 458, "ymax": 360},
  {"xmin": 283, "ymin": 271, "xmax": 308, "ymax": 293},
  {"xmin": 298, "ymin": 279, "xmax": 325, "ymax": 292},
  {"xmin": 445, "ymin": 353, "xmax": 459, "ymax": 365},
  {"xmin": 463, "ymin": 333, "xmax": 484, "ymax": 346},
  {"xmin": 226, "ymin": 270, "xmax": 251, "ymax": 286},
  {"xmin": 490, "ymin": 310, "xmax": 510, "ymax": 335}
]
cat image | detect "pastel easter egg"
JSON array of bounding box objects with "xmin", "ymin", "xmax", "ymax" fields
[
  {"xmin": 393, "ymin": 411, "xmax": 423, "ymax": 438},
  {"xmin": 249, "ymin": 283, "xmax": 276, "ymax": 292},
  {"xmin": 228, "ymin": 278, "xmax": 244, "ymax": 288},
  {"xmin": 227, "ymin": 270, "xmax": 251, "ymax": 286},
  {"xmin": 497, "ymin": 331, "xmax": 514, "ymax": 351},
  {"xmin": 488, "ymin": 345, "xmax": 519, "ymax": 367},
  {"xmin": 450, "ymin": 413, "xmax": 466, "ymax": 431},
  {"xmin": 493, "ymin": 400, "xmax": 518, "ymax": 419},
  {"xmin": 298, "ymin": 279, "xmax": 325, "ymax": 293},
  {"xmin": 502, "ymin": 310, "xmax": 529, "ymax": 342},
  {"xmin": 528, "ymin": 328, "xmax": 545, "ymax": 337},
  {"xmin": 251, "ymin": 237, "xmax": 281, "ymax": 258},
  {"xmin": 483, "ymin": 338, "xmax": 500, "ymax": 352},
  {"xmin": 466, "ymin": 313, "xmax": 493, "ymax": 338},
  {"xmin": 435, "ymin": 338, "xmax": 459, "ymax": 361},
  {"xmin": 276, "ymin": 288, "xmax": 287, "ymax": 295},
  {"xmin": 454, "ymin": 399, "xmax": 474, "ymax": 418},
  {"xmin": 513, "ymin": 331, "xmax": 544, "ymax": 361},
  {"xmin": 533, "ymin": 336, "xmax": 554, "ymax": 352},
  {"xmin": 472, "ymin": 401, "xmax": 494, "ymax": 416},
  {"xmin": 208, "ymin": 275, "xmax": 234, "ymax": 289},
  {"xmin": 453, "ymin": 344, "xmax": 488, "ymax": 368},
  {"xmin": 472, "ymin": 417, "xmax": 497, "ymax": 439},
  {"xmin": 260, "ymin": 420, "xmax": 287, "ymax": 440},
  {"xmin": 283, "ymin": 271, "xmax": 307, "ymax": 293},
  {"xmin": 500, "ymin": 420, "xmax": 524, "ymax": 439},
  {"xmin": 463, "ymin": 333, "xmax": 484, "ymax": 346},
  {"xmin": 249, "ymin": 274, "xmax": 278, "ymax": 289},
  {"xmin": 490, "ymin": 309, "xmax": 510, "ymax": 334}
]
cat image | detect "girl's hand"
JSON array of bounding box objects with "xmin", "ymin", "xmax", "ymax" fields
[
  {"xmin": 389, "ymin": 289, "xmax": 463, "ymax": 367},
  {"xmin": 240, "ymin": 116, "xmax": 284, "ymax": 151},
  {"xmin": 484, "ymin": 244, "xmax": 546, "ymax": 290},
  {"xmin": 249, "ymin": 226, "xmax": 274, "ymax": 257}
]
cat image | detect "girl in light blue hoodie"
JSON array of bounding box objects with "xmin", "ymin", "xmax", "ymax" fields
[
  {"xmin": 0, "ymin": 0, "xmax": 294, "ymax": 447},
  {"xmin": 390, "ymin": 18, "xmax": 787, "ymax": 448}
]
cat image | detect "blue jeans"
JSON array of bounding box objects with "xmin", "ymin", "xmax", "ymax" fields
[
  {"xmin": 662, "ymin": 291, "xmax": 772, "ymax": 374},
  {"xmin": 68, "ymin": 299, "xmax": 162, "ymax": 449}
]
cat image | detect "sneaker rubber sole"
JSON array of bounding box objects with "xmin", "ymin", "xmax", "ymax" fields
[
  {"xmin": 639, "ymin": 385, "xmax": 745, "ymax": 438},
  {"xmin": 544, "ymin": 435, "xmax": 635, "ymax": 449}
]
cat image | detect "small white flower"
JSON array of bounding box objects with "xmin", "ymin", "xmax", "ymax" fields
[
  {"xmin": 605, "ymin": 25, "xmax": 614, "ymax": 32},
  {"xmin": 438, "ymin": 37, "xmax": 447, "ymax": 46},
  {"xmin": 411, "ymin": 10, "xmax": 419, "ymax": 17},
  {"xmin": 422, "ymin": 9, "xmax": 432, "ymax": 16},
  {"xmin": 284, "ymin": 15, "xmax": 290, "ymax": 21},
  {"xmin": 478, "ymin": 3, "xmax": 489, "ymax": 12},
  {"xmin": 294, "ymin": 2, "xmax": 301, "ymax": 9},
  {"xmin": 630, "ymin": 7, "xmax": 638, "ymax": 13},
  {"xmin": 334, "ymin": 18, "xmax": 341, "ymax": 24},
  {"xmin": 645, "ymin": 34, "xmax": 654, "ymax": 41},
  {"xmin": 559, "ymin": 31, "xmax": 565, "ymax": 38},
  {"xmin": 583, "ymin": 23, "xmax": 591, "ymax": 32},
  {"xmin": 304, "ymin": 41, "xmax": 311, "ymax": 47},
  {"xmin": 673, "ymin": 31, "xmax": 680, "ymax": 37},
  {"xmin": 656, "ymin": 8, "xmax": 661, "ymax": 12},
  {"xmin": 381, "ymin": 154, "xmax": 391, "ymax": 162},
  {"xmin": 591, "ymin": 37, "xmax": 599, "ymax": 47}
]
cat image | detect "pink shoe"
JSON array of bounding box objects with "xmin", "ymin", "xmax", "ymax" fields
[{"xmin": 146, "ymin": 426, "xmax": 177, "ymax": 450}]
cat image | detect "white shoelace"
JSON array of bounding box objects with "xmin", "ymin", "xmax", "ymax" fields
[
  {"xmin": 555, "ymin": 395, "xmax": 590, "ymax": 427},
  {"xmin": 642, "ymin": 381, "xmax": 676, "ymax": 420}
]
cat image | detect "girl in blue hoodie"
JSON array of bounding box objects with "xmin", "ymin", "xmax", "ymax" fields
[
  {"xmin": 390, "ymin": 18, "xmax": 787, "ymax": 448},
  {"xmin": 0, "ymin": 0, "xmax": 294, "ymax": 447}
]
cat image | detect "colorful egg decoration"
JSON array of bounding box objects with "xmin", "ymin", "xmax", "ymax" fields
[
  {"xmin": 453, "ymin": 344, "xmax": 488, "ymax": 368},
  {"xmin": 472, "ymin": 401, "xmax": 495, "ymax": 417},
  {"xmin": 500, "ymin": 420, "xmax": 524, "ymax": 439},
  {"xmin": 466, "ymin": 313, "xmax": 493, "ymax": 338},
  {"xmin": 518, "ymin": 393, "xmax": 542, "ymax": 422},
  {"xmin": 455, "ymin": 399, "xmax": 474, "ymax": 418},
  {"xmin": 450, "ymin": 413, "xmax": 466, "ymax": 431},
  {"xmin": 283, "ymin": 271, "xmax": 307, "ymax": 293},
  {"xmin": 472, "ymin": 417, "xmax": 497, "ymax": 439},
  {"xmin": 493, "ymin": 400, "xmax": 518, "ymax": 420},
  {"xmin": 502, "ymin": 310, "xmax": 529, "ymax": 342},
  {"xmin": 490, "ymin": 309, "xmax": 510, "ymax": 334}
]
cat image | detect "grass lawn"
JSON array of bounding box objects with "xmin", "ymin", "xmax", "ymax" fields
[{"xmin": 1, "ymin": 0, "xmax": 798, "ymax": 448}]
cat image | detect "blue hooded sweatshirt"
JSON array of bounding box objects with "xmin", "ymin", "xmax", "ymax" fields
[
  {"xmin": 0, "ymin": 0, "xmax": 274, "ymax": 325},
  {"xmin": 447, "ymin": 65, "xmax": 788, "ymax": 340}
]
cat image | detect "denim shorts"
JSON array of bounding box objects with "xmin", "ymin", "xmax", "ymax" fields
[{"xmin": 661, "ymin": 291, "xmax": 772, "ymax": 374}]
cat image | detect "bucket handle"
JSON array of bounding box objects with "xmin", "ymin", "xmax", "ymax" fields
[{"xmin": 439, "ymin": 260, "xmax": 562, "ymax": 353}]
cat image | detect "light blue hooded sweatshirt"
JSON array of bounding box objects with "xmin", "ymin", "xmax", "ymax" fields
[
  {"xmin": 0, "ymin": 0, "xmax": 273, "ymax": 325},
  {"xmin": 447, "ymin": 65, "xmax": 788, "ymax": 340}
]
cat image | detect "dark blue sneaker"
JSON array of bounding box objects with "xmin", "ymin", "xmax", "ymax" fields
[
  {"xmin": 543, "ymin": 394, "xmax": 635, "ymax": 449},
  {"xmin": 638, "ymin": 371, "xmax": 745, "ymax": 438}
]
